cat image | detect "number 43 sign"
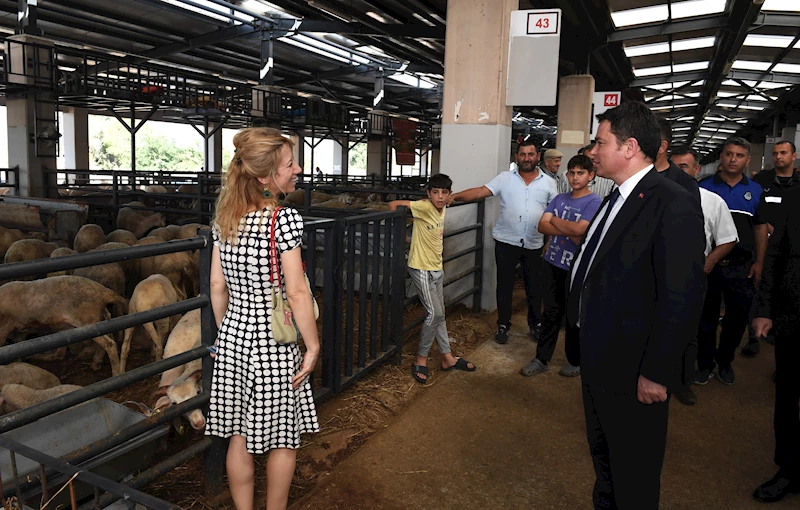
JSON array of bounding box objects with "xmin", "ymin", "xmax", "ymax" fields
[{"xmin": 527, "ymin": 11, "xmax": 559, "ymax": 35}]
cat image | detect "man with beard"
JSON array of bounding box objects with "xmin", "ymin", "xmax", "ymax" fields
[
  {"xmin": 743, "ymin": 141, "xmax": 798, "ymax": 357},
  {"xmin": 694, "ymin": 138, "xmax": 765, "ymax": 386},
  {"xmin": 450, "ymin": 139, "xmax": 558, "ymax": 344}
]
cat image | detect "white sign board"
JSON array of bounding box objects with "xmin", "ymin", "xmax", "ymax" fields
[
  {"xmin": 591, "ymin": 91, "xmax": 621, "ymax": 136},
  {"xmin": 506, "ymin": 9, "xmax": 562, "ymax": 107}
]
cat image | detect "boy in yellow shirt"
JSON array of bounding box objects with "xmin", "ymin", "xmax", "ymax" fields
[{"xmin": 390, "ymin": 174, "xmax": 477, "ymax": 384}]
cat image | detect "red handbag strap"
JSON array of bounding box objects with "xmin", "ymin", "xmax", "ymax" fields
[{"xmin": 269, "ymin": 206, "xmax": 281, "ymax": 286}]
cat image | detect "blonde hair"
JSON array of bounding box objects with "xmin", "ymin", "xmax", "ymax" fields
[{"xmin": 212, "ymin": 127, "xmax": 293, "ymax": 243}]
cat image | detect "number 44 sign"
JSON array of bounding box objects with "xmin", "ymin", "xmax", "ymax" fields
[{"xmin": 527, "ymin": 11, "xmax": 559, "ymax": 35}]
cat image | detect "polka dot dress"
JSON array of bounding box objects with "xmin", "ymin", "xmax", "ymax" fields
[{"xmin": 206, "ymin": 206, "xmax": 319, "ymax": 454}]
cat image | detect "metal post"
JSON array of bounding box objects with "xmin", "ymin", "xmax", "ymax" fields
[
  {"xmin": 332, "ymin": 218, "xmax": 345, "ymax": 392},
  {"xmin": 373, "ymin": 69, "xmax": 385, "ymax": 109},
  {"xmin": 473, "ymin": 200, "xmax": 485, "ymax": 313},
  {"xmin": 199, "ymin": 229, "xmax": 225, "ymax": 497},
  {"xmin": 16, "ymin": 0, "xmax": 42, "ymax": 36},
  {"xmin": 130, "ymin": 102, "xmax": 136, "ymax": 171},
  {"xmin": 260, "ymin": 28, "xmax": 275, "ymax": 86},
  {"xmin": 390, "ymin": 209, "xmax": 407, "ymax": 364}
]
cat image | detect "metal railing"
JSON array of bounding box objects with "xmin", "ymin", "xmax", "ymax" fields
[
  {"xmin": 0, "ymin": 166, "xmax": 19, "ymax": 195},
  {"xmin": 0, "ymin": 236, "xmax": 215, "ymax": 508}
]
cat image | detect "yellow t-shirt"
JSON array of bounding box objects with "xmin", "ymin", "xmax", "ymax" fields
[{"xmin": 407, "ymin": 199, "xmax": 445, "ymax": 271}]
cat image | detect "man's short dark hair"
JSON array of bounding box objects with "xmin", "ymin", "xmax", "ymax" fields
[
  {"xmin": 723, "ymin": 136, "xmax": 751, "ymax": 156},
  {"xmin": 658, "ymin": 118, "xmax": 672, "ymax": 147},
  {"xmin": 567, "ymin": 154, "xmax": 594, "ymax": 173},
  {"xmin": 578, "ymin": 143, "xmax": 595, "ymax": 156},
  {"xmin": 427, "ymin": 173, "xmax": 452, "ymax": 191},
  {"xmin": 518, "ymin": 138, "xmax": 538, "ymax": 153},
  {"xmin": 774, "ymin": 140, "xmax": 797, "ymax": 153},
  {"xmin": 670, "ymin": 146, "xmax": 699, "ymax": 166},
  {"xmin": 595, "ymin": 101, "xmax": 662, "ymax": 163}
]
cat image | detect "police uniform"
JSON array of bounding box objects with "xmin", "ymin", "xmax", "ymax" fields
[
  {"xmin": 753, "ymin": 169, "xmax": 800, "ymax": 228},
  {"xmin": 696, "ymin": 174, "xmax": 763, "ymax": 375}
]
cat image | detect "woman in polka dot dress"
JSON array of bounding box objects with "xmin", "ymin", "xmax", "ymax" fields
[{"xmin": 208, "ymin": 127, "xmax": 319, "ymax": 510}]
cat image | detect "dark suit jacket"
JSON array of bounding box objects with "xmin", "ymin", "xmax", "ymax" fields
[
  {"xmin": 662, "ymin": 161, "xmax": 701, "ymax": 203},
  {"xmin": 569, "ymin": 168, "xmax": 705, "ymax": 393}
]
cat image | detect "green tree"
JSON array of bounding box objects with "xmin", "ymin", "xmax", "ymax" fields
[{"xmin": 349, "ymin": 142, "xmax": 367, "ymax": 173}]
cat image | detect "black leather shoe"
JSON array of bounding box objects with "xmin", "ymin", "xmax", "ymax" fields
[
  {"xmin": 675, "ymin": 388, "xmax": 697, "ymax": 406},
  {"xmin": 741, "ymin": 339, "xmax": 760, "ymax": 358},
  {"xmin": 752, "ymin": 473, "xmax": 800, "ymax": 503}
]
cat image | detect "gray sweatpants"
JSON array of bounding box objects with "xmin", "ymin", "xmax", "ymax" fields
[{"xmin": 408, "ymin": 268, "xmax": 451, "ymax": 357}]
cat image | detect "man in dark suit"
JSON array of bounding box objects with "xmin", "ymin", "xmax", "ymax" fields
[
  {"xmin": 655, "ymin": 118, "xmax": 701, "ymax": 202},
  {"xmin": 568, "ymin": 101, "xmax": 705, "ymax": 509}
]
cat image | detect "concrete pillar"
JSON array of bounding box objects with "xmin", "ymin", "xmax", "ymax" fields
[
  {"xmin": 6, "ymin": 34, "xmax": 57, "ymax": 198},
  {"xmin": 420, "ymin": 148, "xmax": 430, "ymax": 177},
  {"xmin": 555, "ymin": 75, "xmax": 595, "ymax": 171},
  {"xmin": 367, "ymin": 137, "xmax": 387, "ymax": 179},
  {"xmin": 206, "ymin": 123, "xmax": 223, "ymax": 173},
  {"xmin": 62, "ymin": 107, "xmax": 89, "ymax": 171},
  {"xmin": 749, "ymin": 143, "xmax": 765, "ymax": 175},
  {"xmin": 439, "ymin": 0, "xmax": 517, "ymax": 311}
]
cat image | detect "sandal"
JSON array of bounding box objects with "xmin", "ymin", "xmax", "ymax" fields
[
  {"xmin": 441, "ymin": 358, "xmax": 476, "ymax": 372},
  {"xmin": 412, "ymin": 364, "xmax": 429, "ymax": 384}
]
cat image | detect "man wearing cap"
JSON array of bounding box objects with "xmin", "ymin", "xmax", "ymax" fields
[{"xmin": 541, "ymin": 149, "xmax": 563, "ymax": 180}]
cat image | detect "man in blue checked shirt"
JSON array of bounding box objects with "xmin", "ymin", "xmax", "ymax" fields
[{"xmin": 450, "ymin": 139, "xmax": 558, "ymax": 344}]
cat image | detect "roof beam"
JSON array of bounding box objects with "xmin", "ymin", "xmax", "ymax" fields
[
  {"xmin": 140, "ymin": 23, "xmax": 260, "ymax": 60},
  {"xmin": 754, "ymin": 12, "xmax": 800, "ymax": 27},
  {"xmin": 281, "ymin": 19, "xmax": 444, "ymax": 39},
  {"xmin": 632, "ymin": 72, "xmax": 706, "ymax": 87},
  {"xmin": 608, "ymin": 16, "xmax": 726, "ymax": 43}
]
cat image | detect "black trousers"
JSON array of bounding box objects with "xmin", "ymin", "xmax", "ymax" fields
[
  {"xmin": 774, "ymin": 332, "xmax": 800, "ymax": 479},
  {"xmin": 495, "ymin": 241, "xmax": 543, "ymax": 330},
  {"xmin": 697, "ymin": 263, "xmax": 754, "ymax": 371},
  {"xmin": 582, "ymin": 384, "xmax": 670, "ymax": 510},
  {"xmin": 536, "ymin": 262, "xmax": 578, "ymax": 364}
]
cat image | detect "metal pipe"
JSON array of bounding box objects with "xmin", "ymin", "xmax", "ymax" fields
[
  {"xmin": 83, "ymin": 438, "xmax": 212, "ymax": 510},
  {"xmin": 442, "ymin": 245, "xmax": 481, "ymax": 264},
  {"xmin": 0, "ymin": 346, "xmax": 208, "ymax": 434},
  {"xmin": 0, "ymin": 297, "xmax": 208, "ymax": 364},
  {"xmin": 0, "ymin": 238, "xmax": 205, "ymax": 280}
]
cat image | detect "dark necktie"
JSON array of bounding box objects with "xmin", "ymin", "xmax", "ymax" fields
[{"xmin": 567, "ymin": 188, "xmax": 621, "ymax": 327}]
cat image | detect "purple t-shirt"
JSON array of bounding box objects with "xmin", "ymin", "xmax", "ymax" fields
[{"xmin": 543, "ymin": 192, "xmax": 602, "ymax": 271}]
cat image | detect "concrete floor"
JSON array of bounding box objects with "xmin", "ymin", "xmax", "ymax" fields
[{"xmin": 290, "ymin": 315, "xmax": 793, "ymax": 510}]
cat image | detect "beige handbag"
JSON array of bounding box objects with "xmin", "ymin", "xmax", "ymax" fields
[{"xmin": 269, "ymin": 207, "xmax": 319, "ymax": 345}]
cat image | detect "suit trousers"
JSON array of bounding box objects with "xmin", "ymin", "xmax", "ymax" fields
[
  {"xmin": 536, "ymin": 262, "xmax": 578, "ymax": 364},
  {"xmin": 774, "ymin": 332, "xmax": 800, "ymax": 478},
  {"xmin": 582, "ymin": 384, "xmax": 670, "ymax": 510},
  {"xmin": 697, "ymin": 263, "xmax": 754, "ymax": 371},
  {"xmin": 495, "ymin": 241, "xmax": 543, "ymax": 330}
]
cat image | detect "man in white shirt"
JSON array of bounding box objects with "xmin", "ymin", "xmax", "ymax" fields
[
  {"xmin": 569, "ymin": 101, "xmax": 705, "ymax": 509},
  {"xmin": 671, "ymin": 146, "xmax": 739, "ymax": 406}
]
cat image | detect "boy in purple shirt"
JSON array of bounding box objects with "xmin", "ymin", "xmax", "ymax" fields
[{"xmin": 521, "ymin": 155, "xmax": 602, "ymax": 377}]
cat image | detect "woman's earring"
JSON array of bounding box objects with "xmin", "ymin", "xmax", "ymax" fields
[{"xmin": 263, "ymin": 188, "xmax": 271, "ymax": 198}]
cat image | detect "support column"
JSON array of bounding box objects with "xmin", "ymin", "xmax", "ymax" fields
[
  {"xmin": 366, "ymin": 137, "xmax": 387, "ymax": 179},
  {"xmin": 332, "ymin": 139, "xmax": 344, "ymax": 175},
  {"xmin": 430, "ymin": 148, "xmax": 440, "ymax": 175},
  {"xmin": 207, "ymin": 123, "xmax": 223, "ymax": 173},
  {"xmin": 6, "ymin": 34, "xmax": 57, "ymax": 198},
  {"xmin": 555, "ymin": 75, "xmax": 595, "ymax": 168},
  {"xmin": 439, "ymin": 0, "xmax": 517, "ymax": 311},
  {"xmin": 749, "ymin": 143, "xmax": 764, "ymax": 175},
  {"xmin": 62, "ymin": 107, "xmax": 89, "ymax": 171}
]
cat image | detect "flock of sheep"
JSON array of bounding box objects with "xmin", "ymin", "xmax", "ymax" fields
[{"xmin": 0, "ymin": 201, "xmax": 208, "ymax": 430}]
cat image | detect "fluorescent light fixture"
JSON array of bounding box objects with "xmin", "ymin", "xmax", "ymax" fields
[
  {"xmin": 756, "ymin": 81, "xmax": 792, "ymax": 89},
  {"xmin": 743, "ymin": 34, "xmax": 796, "ymax": 48},
  {"xmin": 745, "ymin": 94, "xmax": 769, "ymax": 101},
  {"xmin": 610, "ymin": 4, "xmax": 669, "ymax": 27},
  {"xmin": 625, "ymin": 36, "xmax": 715, "ymax": 57},
  {"xmin": 412, "ymin": 13, "xmax": 436, "ymax": 26},
  {"xmin": 387, "ymin": 72, "xmax": 436, "ymax": 89},
  {"xmin": 651, "ymin": 105, "xmax": 677, "ymax": 111},
  {"xmin": 711, "ymin": 135, "xmax": 728, "ymax": 140},
  {"xmin": 717, "ymin": 91, "xmax": 739, "ymax": 98},
  {"xmin": 721, "ymin": 80, "xmax": 745, "ymax": 87},
  {"xmin": 634, "ymin": 65, "xmax": 672, "ymax": 77},
  {"xmin": 671, "ymin": 0, "xmax": 727, "ymax": 19},
  {"xmin": 674, "ymin": 126, "xmax": 692, "ymax": 131},
  {"xmin": 648, "ymin": 81, "xmax": 691, "ymax": 90},
  {"xmin": 673, "ymin": 61, "xmax": 710, "ymax": 73},
  {"xmin": 700, "ymin": 127, "xmax": 718, "ymax": 131},
  {"xmin": 732, "ymin": 60, "xmax": 772, "ymax": 71},
  {"xmin": 762, "ymin": 0, "xmax": 800, "ymax": 12},
  {"xmin": 773, "ymin": 63, "xmax": 800, "ymax": 74},
  {"xmin": 366, "ymin": 11, "xmax": 388, "ymax": 23},
  {"xmin": 159, "ymin": 0, "xmax": 231, "ymax": 23},
  {"xmin": 718, "ymin": 128, "xmax": 737, "ymax": 133},
  {"xmin": 718, "ymin": 102, "xmax": 765, "ymax": 110},
  {"xmin": 705, "ymin": 116, "xmax": 726, "ymax": 121}
]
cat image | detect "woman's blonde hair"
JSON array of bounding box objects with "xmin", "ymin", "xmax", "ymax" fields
[{"xmin": 212, "ymin": 127, "xmax": 294, "ymax": 243}]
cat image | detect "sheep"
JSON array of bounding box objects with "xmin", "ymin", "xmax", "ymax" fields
[
  {"xmin": 173, "ymin": 223, "xmax": 209, "ymax": 240},
  {"xmin": 139, "ymin": 250, "xmax": 198, "ymax": 300},
  {"xmin": 0, "ymin": 227, "xmax": 26, "ymax": 261},
  {"xmin": 120, "ymin": 275, "xmax": 180, "ymax": 373},
  {"xmin": 117, "ymin": 208, "xmax": 165, "ymax": 238},
  {"xmin": 0, "ymin": 362, "xmax": 60, "ymax": 389},
  {"xmin": 106, "ymin": 229, "xmax": 138, "ymax": 246},
  {"xmin": 47, "ymin": 247, "xmax": 78, "ymax": 277},
  {"xmin": 0, "ymin": 384, "xmax": 82, "ymax": 414},
  {"xmin": 73, "ymin": 224, "xmax": 106, "ymax": 253},
  {"xmin": 73, "ymin": 261, "xmax": 126, "ymax": 297},
  {"xmin": 92, "ymin": 242, "xmax": 141, "ymax": 294},
  {"xmin": 4, "ymin": 239, "xmax": 58, "ymax": 264},
  {"xmin": 147, "ymin": 227, "xmax": 174, "ymax": 241},
  {"xmin": 0, "ymin": 276, "xmax": 128, "ymax": 376},
  {"xmin": 123, "ymin": 201, "xmax": 154, "ymax": 216},
  {"xmin": 26, "ymin": 232, "xmax": 49, "ymax": 242},
  {"xmin": 152, "ymin": 309, "xmax": 204, "ymax": 430},
  {"xmin": 144, "ymin": 185, "xmax": 167, "ymax": 194}
]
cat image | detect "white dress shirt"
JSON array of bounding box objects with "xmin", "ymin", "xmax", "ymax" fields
[
  {"xmin": 699, "ymin": 188, "xmax": 739, "ymax": 257},
  {"xmin": 570, "ymin": 165, "xmax": 653, "ymax": 289}
]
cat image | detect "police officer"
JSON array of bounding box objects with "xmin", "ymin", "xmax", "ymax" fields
[
  {"xmin": 743, "ymin": 141, "xmax": 798, "ymax": 357},
  {"xmin": 693, "ymin": 137, "xmax": 765, "ymax": 387}
]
